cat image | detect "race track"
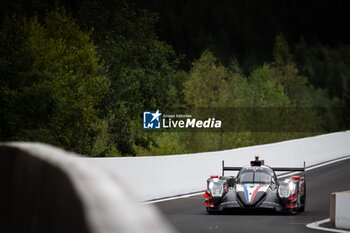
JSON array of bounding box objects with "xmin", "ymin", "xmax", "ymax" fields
[{"xmin": 155, "ymin": 158, "xmax": 350, "ymax": 233}]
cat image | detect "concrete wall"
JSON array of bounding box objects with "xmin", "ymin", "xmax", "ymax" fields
[
  {"xmin": 87, "ymin": 131, "xmax": 350, "ymax": 201},
  {"xmin": 0, "ymin": 143, "xmax": 175, "ymax": 233},
  {"xmin": 330, "ymin": 191, "xmax": 350, "ymax": 229}
]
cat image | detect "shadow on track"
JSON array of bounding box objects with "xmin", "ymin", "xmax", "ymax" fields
[{"xmin": 207, "ymin": 208, "xmax": 294, "ymax": 216}]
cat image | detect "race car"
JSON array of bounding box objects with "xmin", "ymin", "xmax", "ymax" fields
[{"xmin": 204, "ymin": 156, "xmax": 306, "ymax": 214}]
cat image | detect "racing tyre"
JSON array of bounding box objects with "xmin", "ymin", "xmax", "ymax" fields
[
  {"xmin": 299, "ymin": 198, "xmax": 306, "ymax": 212},
  {"xmin": 290, "ymin": 209, "xmax": 298, "ymax": 215},
  {"xmin": 206, "ymin": 208, "xmax": 216, "ymax": 214},
  {"xmin": 299, "ymin": 186, "xmax": 306, "ymax": 212}
]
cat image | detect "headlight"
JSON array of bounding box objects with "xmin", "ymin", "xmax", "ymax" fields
[
  {"xmin": 208, "ymin": 181, "xmax": 224, "ymax": 197},
  {"xmin": 288, "ymin": 182, "xmax": 296, "ymax": 193},
  {"xmin": 278, "ymin": 183, "xmax": 290, "ymax": 197},
  {"xmin": 278, "ymin": 181, "xmax": 296, "ymax": 198}
]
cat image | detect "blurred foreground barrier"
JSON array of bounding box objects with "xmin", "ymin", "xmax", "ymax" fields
[
  {"xmin": 0, "ymin": 143, "xmax": 175, "ymax": 233},
  {"xmin": 330, "ymin": 191, "xmax": 350, "ymax": 229}
]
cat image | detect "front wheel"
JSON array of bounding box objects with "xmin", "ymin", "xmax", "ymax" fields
[
  {"xmin": 299, "ymin": 182, "xmax": 306, "ymax": 212},
  {"xmin": 206, "ymin": 207, "xmax": 218, "ymax": 214},
  {"xmin": 206, "ymin": 208, "xmax": 214, "ymax": 214}
]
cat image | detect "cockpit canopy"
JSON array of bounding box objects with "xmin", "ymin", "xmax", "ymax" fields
[{"xmin": 237, "ymin": 166, "xmax": 275, "ymax": 184}]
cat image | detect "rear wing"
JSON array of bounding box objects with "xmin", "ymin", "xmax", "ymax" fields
[
  {"xmin": 222, "ymin": 160, "xmax": 306, "ymax": 176},
  {"xmin": 272, "ymin": 161, "xmax": 306, "ymax": 172},
  {"xmin": 222, "ymin": 160, "xmax": 241, "ymax": 176},
  {"xmin": 222, "ymin": 158, "xmax": 265, "ymax": 176},
  {"xmin": 272, "ymin": 161, "xmax": 306, "ymax": 179},
  {"xmin": 272, "ymin": 166, "xmax": 305, "ymax": 172}
]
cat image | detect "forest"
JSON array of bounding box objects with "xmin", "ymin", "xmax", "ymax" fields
[{"xmin": 0, "ymin": 0, "xmax": 349, "ymax": 156}]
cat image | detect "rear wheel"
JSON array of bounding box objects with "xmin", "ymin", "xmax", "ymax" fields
[
  {"xmin": 299, "ymin": 197, "xmax": 306, "ymax": 212},
  {"xmin": 299, "ymin": 184, "xmax": 306, "ymax": 212},
  {"xmin": 289, "ymin": 208, "xmax": 298, "ymax": 215}
]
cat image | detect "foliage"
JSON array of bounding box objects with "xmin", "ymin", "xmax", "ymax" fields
[
  {"xmin": 0, "ymin": 1, "xmax": 349, "ymax": 157},
  {"xmin": 247, "ymin": 64, "xmax": 290, "ymax": 107},
  {"xmin": 272, "ymin": 35, "xmax": 308, "ymax": 103},
  {"xmin": 184, "ymin": 50, "xmax": 237, "ymax": 107},
  {"xmin": 295, "ymin": 40, "xmax": 350, "ymax": 99},
  {"xmin": 0, "ymin": 9, "xmax": 108, "ymax": 154},
  {"xmin": 76, "ymin": 0, "xmax": 180, "ymax": 156},
  {"xmin": 133, "ymin": 132, "xmax": 186, "ymax": 156},
  {"xmin": 131, "ymin": 0, "xmax": 350, "ymax": 71},
  {"xmin": 343, "ymin": 78, "xmax": 350, "ymax": 128}
]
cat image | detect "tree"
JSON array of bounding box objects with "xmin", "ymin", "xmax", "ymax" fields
[
  {"xmin": 0, "ymin": 9, "xmax": 108, "ymax": 154},
  {"xmin": 247, "ymin": 64, "xmax": 290, "ymax": 107},
  {"xmin": 184, "ymin": 49, "xmax": 241, "ymax": 108},
  {"xmin": 295, "ymin": 40, "xmax": 350, "ymax": 99},
  {"xmin": 75, "ymin": 0, "xmax": 180, "ymax": 156},
  {"xmin": 344, "ymin": 78, "xmax": 350, "ymax": 127},
  {"xmin": 272, "ymin": 34, "xmax": 308, "ymax": 103}
]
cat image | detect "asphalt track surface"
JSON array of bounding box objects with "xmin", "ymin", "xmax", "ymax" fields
[{"xmin": 155, "ymin": 158, "xmax": 350, "ymax": 233}]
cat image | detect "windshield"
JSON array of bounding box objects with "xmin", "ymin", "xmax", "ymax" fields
[{"xmin": 237, "ymin": 168, "xmax": 273, "ymax": 184}]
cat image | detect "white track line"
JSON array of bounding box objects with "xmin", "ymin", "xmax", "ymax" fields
[
  {"xmin": 306, "ymin": 218, "xmax": 350, "ymax": 233},
  {"xmin": 305, "ymin": 156, "xmax": 350, "ymax": 171},
  {"xmin": 143, "ymin": 191, "xmax": 205, "ymax": 205},
  {"xmin": 144, "ymin": 156, "xmax": 350, "ymax": 204},
  {"xmin": 279, "ymin": 156, "xmax": 350, "ymax": 178}
]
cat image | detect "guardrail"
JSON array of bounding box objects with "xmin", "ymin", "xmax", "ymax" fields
[
  {"xmin": 330, "ymin": 191, "xmax": 350, "ymax": 230},
  {"xmin": 0, "ymin": 143, "xmax": 175, "ymax": 233},
  {"xmin": 87, "ymin": 131, "xmax": 350, "ymax": 201}
]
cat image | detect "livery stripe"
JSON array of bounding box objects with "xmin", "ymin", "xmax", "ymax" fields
[
  {"xmin": 243, "ymin": 184, "xmax": 249, "ymax": 202},
  {"xmin": 250, "ymin": 186, "xmax": 260, "ymax": 202}
]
